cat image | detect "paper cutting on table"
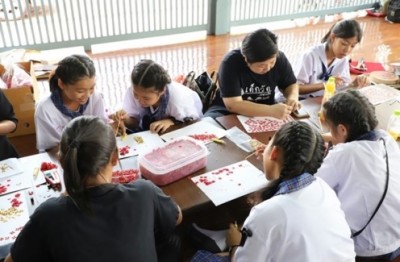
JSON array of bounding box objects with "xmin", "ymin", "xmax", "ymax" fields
[
  {"xmin": 117, "ymin": 130, "xmax": 165, "ymax": 158},
  {"xmin": 0, "ymin": 191, "xmax": 30, "ymax": 246},
  {"xmin": 0, "ymin": 158, "xmax": 23, "ymax": 179},
  {"xmin": 160, "ymin": 121, "xmax": 227, "ymax": 144},
  {"xmin": 237, "ymin": 115, "xmax": 293, "ymax": 133},
  {"xmin": 359, "ymin": 84, "xmax": 400, "ymax": 105},
  {"xmin": 191, "ymin": 160, "xmax": 268, "ymax": 206},
  {"xmin": 19, "ymin": 153, "xmax": 55, "ymax": 186},
  {"xmin": 0, "ymin": 174, "xmax": 31, "ymax": 197}
]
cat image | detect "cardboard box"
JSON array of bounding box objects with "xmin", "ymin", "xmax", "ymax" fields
[{"xmin": 3, "ymin": 62, "xmax": 39, "ymax": 138}]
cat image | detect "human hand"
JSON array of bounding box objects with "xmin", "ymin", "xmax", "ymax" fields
[
  {"xmin": 353, "ymin": 75, "xmax": 370, "ymax": 88},
  {"xmin": 286, "ymin": 98, "xmax": 300, "ymax": 112},
  {"xmin": 150, "ymin": 119, "xmax": 174, "ymax": 133},
  {"xmin": 269, "ymin": 103, "xmax": 293, "ymax": 119},
  {"xmin": 110, "ymin": 110, "xmax": 128, "ymax": 136},
  {"xmin": 334, "ymin": 76, "xmax": 345, "ymax": 87},
  {"xmin": 254, "ymin": 144, "xmax": 266, "ymax": 159},
  {"xmin": 226, "ymin": 223, "xmax": 242, "ymax": 247}
]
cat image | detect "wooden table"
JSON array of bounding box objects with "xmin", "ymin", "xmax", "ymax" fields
[{"xmin": 161, "ymin": 131, "xmax": 262, "ymax": 214}]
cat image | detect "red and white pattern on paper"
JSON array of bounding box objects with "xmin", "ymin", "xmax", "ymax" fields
[
  {"xmin": 238, "ymin": 115, "xmax": 294, "ymax": 133},
  {"xmin": 191, "ymin": 160, "xmax": 268, "ymax": 206},
  {"xmin": 359, "ymin": 85, "xmax": 400, "ymax": 105},
  {"xmin": 189, "ymin": 133, "xmax": 217, "ymax": 143},
  {"xmin": 112, "ymin": 169, "xmax": 140, "ymax": 184},
  {"xmin": 0, "ymin": 192, "xmax": 30, "ymax": 246}
]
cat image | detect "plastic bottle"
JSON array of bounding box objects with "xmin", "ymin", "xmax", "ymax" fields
[
  {"xmin": 324, "ymin": 76, "xmax": 336, "ymax": 99},
  {"xmin": 387, "ymin": 109, "xmax": 400, "ymax": 141}
]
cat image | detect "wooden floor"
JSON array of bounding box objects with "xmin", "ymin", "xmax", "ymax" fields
[{"xmin": 9, "ymin": 15, "xmax": 400, "ymax": 157}]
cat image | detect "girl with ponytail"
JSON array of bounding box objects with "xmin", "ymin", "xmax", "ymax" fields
[
  {"xmin": 227, "ymin": 121, "xmax": 355, "ymax": 262},
  {"xmin": 34, "ymin": 54, "xmax": 108, "ymax": 154},
  {"xmin": 294, "ymin": 19, "xmax": 369, "ymax": 98},
  {"xmin": 6, "ymin": 116, "xmax": 182, "ymax": 262}
]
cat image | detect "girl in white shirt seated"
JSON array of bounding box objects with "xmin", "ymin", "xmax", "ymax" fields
[
  {"xmin": 227, "ymin": 121, "xmax": 355, "ymax": 262},
  {"xmin": 34, "ymin": 54, "xmax": 108, "ymax": 155},
  {"xmin": 294, "ymin": 19, "xmax": 370, "ymax": 98},
  {"xmin": 316, "ymin": 89, "xmax": 400, "ymax": 260},
  {"xmin": 115, "ymin": 59, "xmax": 203, "ymax": 134}
]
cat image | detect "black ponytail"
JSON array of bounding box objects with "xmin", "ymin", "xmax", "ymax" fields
[
  {"xmin": 323, "ymin": 89, "xmax": 378, "ymax": 142},
  {"xmin": 321, "ymin": 19, "xmax": 363, "ymax": 43},
  {"xmin": 261, "ymin": 121, "xmax": 325, "ymax": 200},
  {"xmin": 49, "ymin": 54, "xmax": 96, "ymax": 93},
  {"xmin": 59, "ymin": 116, "xmax": 116, "ymax": 213}
]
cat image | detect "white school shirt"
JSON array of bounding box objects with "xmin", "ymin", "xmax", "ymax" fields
[
  {"xmin": 294, "ymin": 43, "xmax": 351, "ymax": 98},
  {"xmin": 35, "ymin": 91, "xmax": 108, "ymax": 151},
  {"xmin": 122, "ymin": 81, "xmax": 203, "ymax": 124},
  {"xmin": 316, "ymin": 130, "xmax": 400, "ymax": 257},
  {"xmin": 234, "ymin": 178, "xmax": 355, "ymax": 262}
]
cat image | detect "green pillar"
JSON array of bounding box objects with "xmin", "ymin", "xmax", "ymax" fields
[{"xmin": 207, "ymin": 0, "xmax": 231, "ymax": 35}]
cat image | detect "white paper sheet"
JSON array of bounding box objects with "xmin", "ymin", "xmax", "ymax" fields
[
  {"xmin": 191, "ymin": 160, "xmax": 267, "ymax": 206},
  {"xmin": 0, "ymin": 175, "xmax": 31, "ymax": 197},
  {"xmin": 160, "ymin": 121, "xmax": 227, "ymax": 144},
  {"xmin": 0, "ymin": 158, "xmax": 23, "ymax": 179},
  {"xmin": 358, "ymin": 84, "xmax": 400, "ymax": 105},
  {"xmin": 117, "ymin": 130, "xmax": 165, "ymax": 159},
  {"xmin": 0, "ymin": 191, "xmax": 30, "ymax": 246},
  {"xmin": 237, "ymin": 115, "xmax": 293, "ymax": 133}
]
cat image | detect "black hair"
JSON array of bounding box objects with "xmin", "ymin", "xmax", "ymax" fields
[
  {"xmin": 261, "ymin": 121, "xmax": 325, "ymax": 200},
  {"xmin": 131, "ymin": 59, "xmax": 171, "ymax": 92},
  {"xmin": 322, "ymin": 89, "xmax": 378, "ymax": 142},
  {"xmin": 321, "ymin": 19, "xmax": 363, "ymax": 43},
  {"xmin": 49, "ymin": 54, "xmax": 96, "ymax": 93},
  {"xmin": 241, "ymin": 28, "xmax": 279, "ymax": 63},
  {"xmin": 59, "ymin": 116, "xmax": 116, "ymax": 213}
]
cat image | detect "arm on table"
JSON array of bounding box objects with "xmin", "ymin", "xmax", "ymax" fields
[
  {"xmin": 223, "ymin": 96, "xmax": 292, "ymax": 119},
  {"xmin": 282, "ymin": 83, "xmax": 300, "ymax": 111},
  {"xmin": 298, "ymin": 82, "xmax": 324, "ymax": 95}
]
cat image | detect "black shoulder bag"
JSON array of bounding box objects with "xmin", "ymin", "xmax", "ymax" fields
[{"xmin": 352, "ymin": 138, "xmax": 389, "ymax": 238}]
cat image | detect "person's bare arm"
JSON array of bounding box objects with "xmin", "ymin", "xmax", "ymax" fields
[
  {"xmin": 282, "ymin": 83, "xmax": 300, "ymax": 111},
  {"xmin": 223, "ymin": 96, "xmax": 292, "ymax": 119},
  {"xmin": 0, "ymin": 120, "xmax": 16, "ymax": 135},
  {"xmin": 298, "ymin": 82, "xmax": 324, "ymax": 95}
]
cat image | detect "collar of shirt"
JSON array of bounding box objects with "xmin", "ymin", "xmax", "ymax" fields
[{"xmin": 274, "ymin": 172, "xmax": 316, "ymax": 196}]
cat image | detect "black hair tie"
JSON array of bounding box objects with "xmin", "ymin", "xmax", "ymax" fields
[{"xmin": 69, "ymin": 140, "xmax": 80, "ymax": 149}]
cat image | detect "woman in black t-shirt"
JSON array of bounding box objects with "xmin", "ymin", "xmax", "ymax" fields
[{"xmin": 205, "ymin": 28, "xmax": 299, "ymax": 119}]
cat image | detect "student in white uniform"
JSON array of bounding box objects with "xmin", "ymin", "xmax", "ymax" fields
[
  {"xmin": 227, "ymin": 121, "xmax": 355, "ymax": 262},
  {"xmin": 294, "ymin": 19, "xmax": 369, "ymax": 98},
  {"xmin": 115, "ymin": 59, "xmax": 203, "ymax": 133},
  {"xmin": 316, "ymin": 89, "xmax": 400, "ymax": 260},
  {"xmin": 35, "ymin": 55, "xmax": 108, "ymax": 154}
]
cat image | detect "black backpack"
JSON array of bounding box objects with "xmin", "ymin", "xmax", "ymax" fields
[
  {"xmin": 182, "ymin": 71, "xmax": 219, "ymax": 113},
  {"xmin": 387, "ymin": 0, "xmax": 400, "ymax": 22}
]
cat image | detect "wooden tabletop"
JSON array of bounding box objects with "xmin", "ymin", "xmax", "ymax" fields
[{"xmin": 161, "ymin": 138, "xmax": 262, "ymax": 213}]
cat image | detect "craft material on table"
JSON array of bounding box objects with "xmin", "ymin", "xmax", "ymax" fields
[
  {"xmin": 0, "ymin": 174, "xmax": 31, "ymax": 197},
  {"xmin": 0, "ymin": 191, "xmax": 30, "ymax": 246},
  {"xmin": 237, "ymin": 115, "xmax": 293, "ymax": 133},
  {"xmin": 140, "ymin": 137, "xmax": 208, "ymax": 186},
  {"xmin": 226, "ymin": 126, "xmax": 262, "ymax": 153},
  {"xmin": 359, "ymin": 84, "xmax": 400, "ymax": 105},
  {"xmin": 191, "ymin": 160, "xmax": 268, "ymax": 206},
  {"xmin": 160, "ymin": 121, "xmax": 227, "ymax": 144},
  {"xmin": 19, "ymin": 153, "xmax": 56, "ymax": 186},
  {"xmin": 116, "ymin": 130, "xmax": 165, "ymax": 159},
  {"xmin": 112, "ymin": 169, "xmax": 140, "ymax": 184},
  {"xmin": 0, "ymin": 158, "xmax": 23, "ymax": 179}
]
